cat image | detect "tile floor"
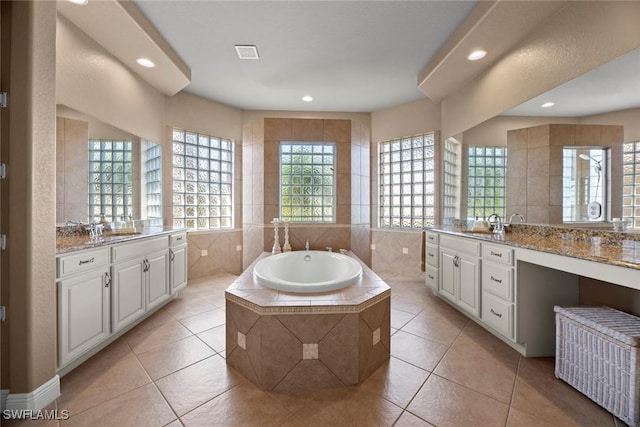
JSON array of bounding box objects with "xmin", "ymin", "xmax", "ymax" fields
[{"xmin": 5, "ymin": 273, "xmax": 626, "ymax": 426}]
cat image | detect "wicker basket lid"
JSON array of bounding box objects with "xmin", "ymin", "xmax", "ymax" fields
[{"xmin": 555, "ymin": 306, "xmax": 640, "ymax": 347}]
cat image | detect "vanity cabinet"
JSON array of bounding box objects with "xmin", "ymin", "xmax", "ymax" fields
[
  {"xmin": 425, "ymin": 232, "xmax": 439, "ymax": 290},
  {"xmin": 111, "ymin": 236, "xmax": 169, "ymax": 333},
  {"xmin": 480, "ymin": 243, "xmax": 515, "ymax": 339},
  {"xmin": 57, "ymin": 247, "xmax": 111, "ymax": 367},
  {"xmin": 56, "ymin": 230, "xmax": 187, "ymax": 372},
  {"xmin": 438, "ymin": 235, "xmax": 481, "ymax": 317},
  {"xmin": 169, "ymin": 232, "xmax": 188, "ymax": 294}
]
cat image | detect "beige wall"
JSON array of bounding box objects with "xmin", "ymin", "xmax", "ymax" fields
[
  {"xmin": 2, "ymin": 0, "xmax": 58, "ymax": 395},
  {"xmin": 371, "ymin": 97, "xmax": 440, "ymax": 144},
  {"xmin": 441, "ymin": 1, "xmax": 640, "ymax": 139},
  {"xmin": 56, "ymin": 14, "xmax": 165, "ymax": 144},
  {"xmin": 56, "ymin": 117, "xmax": 89, "ymax": 223},
  {"xmin": 581, "ymin": 108, "xmax": 640, "ymax": 143}
]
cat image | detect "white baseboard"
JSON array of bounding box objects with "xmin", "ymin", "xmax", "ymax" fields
[
  {"xmin": 0, "ymin": 389, "xmax": 9, "ymax": 412},
  {"xmin": 4, "ymin": 375, "xmax": 60, "ymax": 411}
]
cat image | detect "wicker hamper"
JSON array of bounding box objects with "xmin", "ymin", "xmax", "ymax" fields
[{"xmin": 555, "ymin": 306, "xmax": 640, "ymax": 426}]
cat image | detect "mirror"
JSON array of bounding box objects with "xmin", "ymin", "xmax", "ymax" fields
[
  {"xmin": 562, "ymin": 147, "xmax": 608, "ymax": 223},
  {"xmin": 56, "ymin": 105, "xmax": 163, "ymax": 226}
]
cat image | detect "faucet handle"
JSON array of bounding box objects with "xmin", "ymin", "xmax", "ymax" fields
[{"xmin": 326, "ymin": 247, "xmax": 333, "ymax": 252}]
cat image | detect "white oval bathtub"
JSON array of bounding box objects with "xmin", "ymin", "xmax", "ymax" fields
[{"xmin": 253, "ymin": 251, "xmax": 363, "ymax": 293}]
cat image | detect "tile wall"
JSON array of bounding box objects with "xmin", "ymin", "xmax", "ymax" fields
[
  {"xmin": 242, "ymin": 118, "xmax": 371, "ymax": 268},
  {"xmin": 187, "ymin": 229, "xmax": 243, "ymax": 279},
  {"xmin": 371, "ymin": 229, "xmax": 424, "ymax": 280},
  {"xmin": 506, "ymin": 124, "xmax": 624, "ymax": 224}
]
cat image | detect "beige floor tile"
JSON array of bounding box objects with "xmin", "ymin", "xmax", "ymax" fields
[
  {"xmin": 278, "ymin": 415, "xmax": 307, "ymax": 427},
  {"xmin": 156, "ymin": 354, "xmax": 245, "ymax": 417},
  {"xmin": 360, "ymin": 356, "xmax": 429, "ymax": 408},
  {"xmin": 400, "ymin": 312, "xmax": 466, "ymax": 346},
  {"xmin": 452, "ymin": 321, "xmax": 521, "ymax": 370},
  {"xmin": 268, "ymin": 389, "xmax": 321, "ymax": 414},
  {"xmin": 395, "ymin": 411, "xmax": 435, "ymax": 427},
  {"xmin": 59, "ymin": 353, "xmax": 151, "ymax": 417},
  {"xmin": 60, "ymin": 384, "xmax": 176, "ymax": 427},
  {"xmin": 180, "ymin": 382, "xmax": 292, "ymax": 426},
  {"xmin": 391, "ymin": 308, "xmax": 416, "ymax": 329},
  {"xmin": 434, "ymin": 346, "xmax": 517, "ymax": 404},
  {"xmin": 133, "ymin": 307, "xmax": 177, "ymax": 333},
  {"xmin": 408, "ymin": 375, "xmax": 509, "ymax": 427},
  {"xmin": 506, "ymin": 407, "xmax": 563, "ymax": 427},
  {"xmin": 2, "ymin": 401, "xmax": 61, "ymax": 427},
  {"xmin": 294, "ymin": 386, "xmax": 403, "ymax": 426},
  {"xmin": 164, "ymin": 421, "xmax": 184, "ymax": 427},
  {"xmin": 197, "ymin": 323, "xmax": 226, "ymax": 353},
  {"xmin": 136, "ymin": 335, "xmax": 216, "ymax": 380},
  {"xmin": 391, "ymin": 294, "xmax": 426, "ymax": 315},
  {"xmin": 390, "ymin": 331, "xmax": 448, "ymax": 372},
  {"xmin": 177, "ymin": 307, "xmax": 226, "ymax": 334},
  {"xmin": 124, "ymin": 319, "xmax": 193, "ymax": 355},
  {"xmin": 511, "ymin": 357, "xmax": 615, "ymax": 426},
  {"xmin": 162, "ymin": 296, "xmax": 218, "ymax": 319}
]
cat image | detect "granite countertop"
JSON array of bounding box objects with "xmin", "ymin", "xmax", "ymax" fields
[
  {"xmin": 430, "ymin": 224, "xmax": 640, "ymax": 271},
  {"xmin": 56, "ymin": 226, "xmax": 187, "ymax": 254}
]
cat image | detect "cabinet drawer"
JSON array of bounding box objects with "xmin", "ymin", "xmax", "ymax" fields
[
  {"xmin": 440, "ymin": 235, "xmax": 480, "ymax": 256},
  {"xmin": 112, "ymin": 236, "xmax": 168, "ymax": 263},
  {"xmin": 170, "ymin": 232, "xmax": 187, "ymax": 247},
  {"xmin": 482, "ymin": 243, "xmax": 513, "ymax": 266},
  {"xmin": 426, "ymin": 244, "xmax": 439, "ymax": 267},
  {"xmin": 57, "ymin": 247, "xmax": 110, "ymax": 278},
  {"xmin": 425, "ymin": 232, "xmax": 439, "ymax": 245},
  {"xmin": 482, "ymin": 261, "xmax": 513, "ymax": 302},
  {"xmin": 482, "ymin": 292, "xmax": 513, "ymax": 339},
  {"xmin": 425, "ymin": 266, "xmax": 438, "ymax": 290}
]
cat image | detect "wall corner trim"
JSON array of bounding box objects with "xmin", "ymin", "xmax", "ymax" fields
[{"xmin": 4, "ymin": 375, "xmax": 60, "ymax": 412}]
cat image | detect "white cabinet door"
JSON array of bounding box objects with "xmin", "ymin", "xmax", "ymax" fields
[
  {"xmin": 58, "ymin": 269, "xmax": 110, "ymax": 367},
  {"xmin": 170, "ymin": 245, "xmax": 188, "ymax": 294},
  {"xmin": 457, "ymin": 255, "xmax": 480, "ymax": 316},
  {"xmin": 111, "ymin": 258, "xmax": 145, "ymax": 333},
  {"xmin": 147, "ymin": 250, "xmax": 170, "ymax": 311},
  {"xmin": 439, "ymin": 249, "xmax": 457, "ymax": 303}
]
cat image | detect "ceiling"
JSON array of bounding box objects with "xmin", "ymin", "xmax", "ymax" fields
[
  {"xmin": 59, "ymin": 0, "xmax": 640, "ymax": 117},
  {"xmin": 132, "ymin": 0, "xmax": 478, "ymax": 112}
]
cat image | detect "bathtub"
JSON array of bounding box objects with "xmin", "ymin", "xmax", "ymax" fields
[{"xmin": 253, "ymin": 250, "xmax": 363, "ymax": 293}]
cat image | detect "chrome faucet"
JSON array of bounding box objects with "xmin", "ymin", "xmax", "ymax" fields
[
  {"xmin": 508, "ymin": 213, "xmax": 525, "ymax": 224},
  {"xmin": 487, "ymin": 213, "xmax": 504, "ymax": 234},
  {"xmin": 304, "ymin": 240, "xmax": 311, "ymax": 261}
]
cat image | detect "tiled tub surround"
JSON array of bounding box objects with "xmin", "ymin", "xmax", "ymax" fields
[{"xmin": 225, "ymin": 252, "xmax": 390, "ymax": 391}]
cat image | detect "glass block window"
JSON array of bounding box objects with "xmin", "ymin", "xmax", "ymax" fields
[
  {"xmin": 467, "ymin": 146, "xmax": 507, "ymax": 219},
  {"xmin": 379, "ymin": 133, "xmax": 435, "ymax": 229},
  {"xmin": 142, "ymin": 140, "xmax": 162, "ymax": 225},
  {"xmin": 443, "ymin": 138, "xmax": 460, "ymax": 221},
  {"xmin": 623, "ymin": 141, "xmax": 640, "ymax": 228},
  {"xmin": 279, "ymin": 142, "xmax": 335, "ymax": 223},
  {"xmin": 172, "ymin": 128, "xmax": 234, "ymax": 230},
  {"xmin": 88, "ymin": 140, "xmax": 133, "ymax": 224}
]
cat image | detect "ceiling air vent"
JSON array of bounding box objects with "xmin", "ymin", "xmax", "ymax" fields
[{"xmin": 235, "ymin": 45, "xmax": 259, "ymax": 60}]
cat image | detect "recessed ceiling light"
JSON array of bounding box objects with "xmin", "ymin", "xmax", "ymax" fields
[
  {"xmin": 302, "ymin": 95, "xmax": 313, "ymax": 102},
  {"xmin": 235, "ymin": 45, "xmax": 259, "ymax": 60},
  {"xmin": 541, "ymin": 102, "xmax": 555, "ymax": 108},
  {"xmin": 67, "ymin": 0, "xmax": 88, "ymax": 4},
  {"xmin": 467, "ymin": 50, "xmax": 487, "ymax": 61},
  {"xmin": 136, "ymin": 58, "xmax": 156, "ymax": 68}
]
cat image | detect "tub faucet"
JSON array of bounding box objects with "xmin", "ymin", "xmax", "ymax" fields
[{"xmin": 304, "ymin": 240, "xmax": 311, "ymax": 261}]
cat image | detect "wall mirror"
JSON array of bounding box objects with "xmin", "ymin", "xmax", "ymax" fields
[
  {"xmin": 562, "ymin": 147, "xmax": 608, "ymax": 223},
  {"xmin": 56, "ymin": 105, "xmax": 163, "ymax": 227}
]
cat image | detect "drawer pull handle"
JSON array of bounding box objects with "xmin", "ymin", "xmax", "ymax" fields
[
  {"xmin": 490, "ymin": 251, "xmax": 503, "ymax": 258},
  {"xmin": 490, "ymin": 275, "xmax": 502, "ymax": 284},
  {"xmin": 176, "ymin": 236, "xmax": 183, "ymax": 241},
  {"xmin": 79, "ymin": 257, "xmax": 95, "ymax": 266},
  {"xmin": 490, "ymin": 308, "xmax": 502, "ymax": 318}
]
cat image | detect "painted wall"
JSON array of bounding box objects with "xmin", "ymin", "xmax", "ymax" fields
[
  {"xmin": 441, "ymin": 1, "xmax": 640, "ymax": 139},
  {"xmin": 1, "ymin": 0, "xmax": 58, "ymax": 398}
]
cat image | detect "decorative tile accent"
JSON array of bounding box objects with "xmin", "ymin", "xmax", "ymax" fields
[
  {"xmin": 302, "ymin": 344, "xmax": 318, "ymax": 360},
  {"xmin": 237, "ymin": 332, "xmax": 246, "ymax": 350},
  {"xmin": 373, "ymin": 328, "xmax": 381, "ymax": 346}
]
